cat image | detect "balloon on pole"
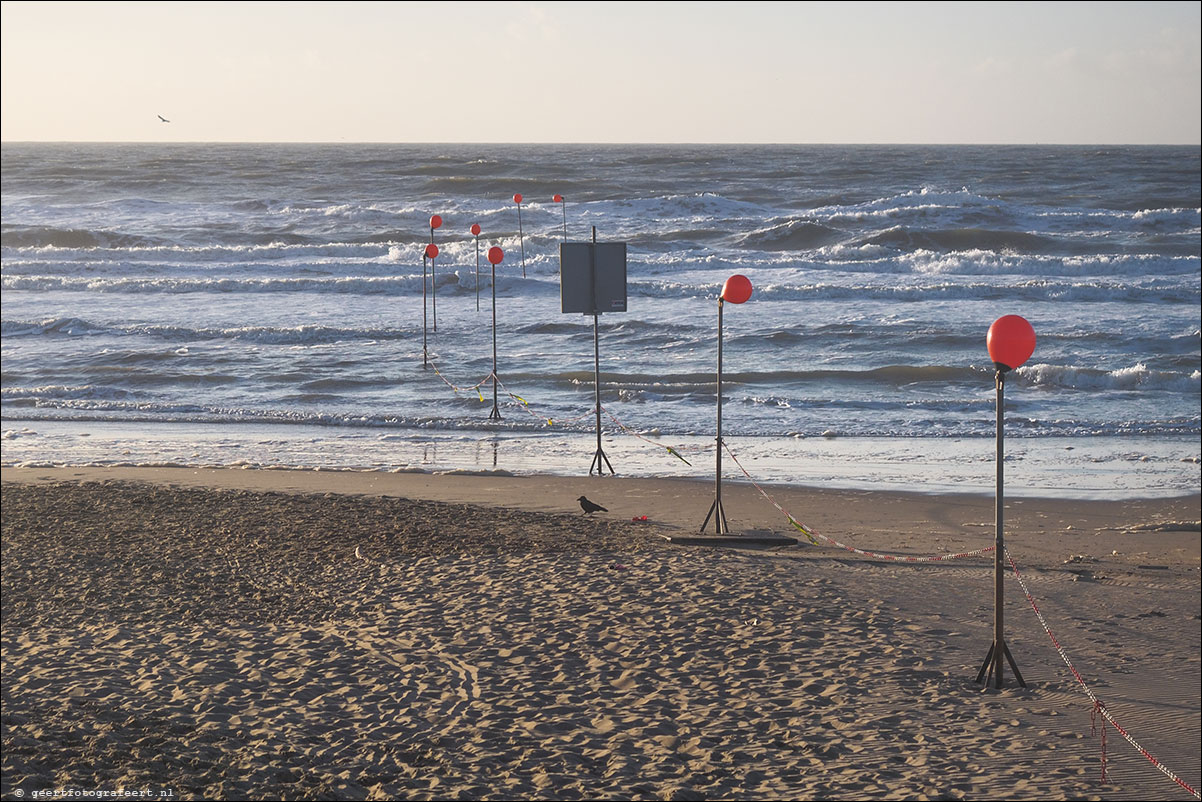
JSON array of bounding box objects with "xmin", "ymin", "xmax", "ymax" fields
[
  {"xmin": 700, "ymin": 274, "xmax": 754, "ymax": 535},
  {"xmin": 486, "ymin": 246, "xmax": 505, "ymax": 420},
  {"xmin": 428, "ymin": 215, "xmax": 442, "ymax": 330},
  {"xmin": 976, "ymin": 314, "xmax": 1035, "ymax": 690},
  {"xmin": 553, "ymin": 193, "xmax": 567, "ymax": 242},
  {"xmin": 426, "ymin": 242, "xmax": 439, "ymax": 331},
  {"xmin": 471, "ymin": 223, "xmax": 482, "ymax": 311},
  {"xmin": 987, "ymin": 314, "xmax": 1036, "ymax": 372},
  {"xmin": 420, "ymin": 243, "xmax": 430, "ymax": 368},
  {"xmin": 721, "ymin": 274, "xmax": 753, "ymax": 304},
  {"xmin": 513, "ymin": 194, "xmax": 527, "ymax": 278}
]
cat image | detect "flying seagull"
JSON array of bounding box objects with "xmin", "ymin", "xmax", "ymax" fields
[
  {"xmin": 158, "ymin": 115, "xmax": 170, "ymax": 123},
  {"xmin": 578, "ymin": 496, "xmax": 608, "ymax": 515}
]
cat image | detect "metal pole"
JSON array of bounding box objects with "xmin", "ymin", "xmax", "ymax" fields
[
  {"xmin": 422, "ymin": 255, "xmax": 428, "ymax": 369},
  {"xmin": 475, "ymin": 236, "xmax": 480, "ymax": 312},
  {"xmin": 594, "ymin": 313, "xmax": 602, "ymax": 457},
  {"xmin": 716, "ymin": 299, "xmax": 726, "ymax": 530},
  {"xmin": 489, "ymin": 257, "xmax": 501, "ymax": 420},
  {"xmin": 993, "ymin": 369, "xmax": 1005, "ymax": 686},
  {"xmin": 977, "ymin": 368, "xmax": 1025, "ymax": 688},
  {"xmin": 700, "ymin": 298, "xmax": 729, "ymax": 534},
  {"xmin": 430, "ymin": 227, "xmax": 437, "ymax": 332},
  {"xmin": 561, "ymin": 201, "xmax": 567, "ymax": 242},
  {"xmin": 589, "ymin": 227, "xmax": 614, "ymax": 475},
  {"xmin": 517, "ymin": 203, "xmax": 527, "ymax": 278}
]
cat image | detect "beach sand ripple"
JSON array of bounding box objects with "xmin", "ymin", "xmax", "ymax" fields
[{"xmin": 2, "ymin": 480, "xmax": 1198, "ymax": 800}]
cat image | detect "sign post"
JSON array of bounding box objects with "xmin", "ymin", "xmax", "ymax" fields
[{"xmin": 561, "ymin": 231, "xmax": 627, "ymax": 475}]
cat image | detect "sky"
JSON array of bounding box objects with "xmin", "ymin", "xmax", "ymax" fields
[{"xmin": 1, "ymin": 1, "xmax": 1199, "ymax": 144}]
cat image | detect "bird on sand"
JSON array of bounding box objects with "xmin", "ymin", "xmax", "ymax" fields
[
  {"xmin": 158, "ymin": 115, "xmax": 170, "ymax": 123},
  {"xmin": 578, "ymin": 496, "xmax": 607, "ymax": 515}
]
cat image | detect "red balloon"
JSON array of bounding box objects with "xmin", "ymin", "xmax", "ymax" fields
[
  {"xmin": 513, "ymin": 194, "xmax": 523, "ymax": 204},
  {"xmin": 553, "ymin": 194, "xmax": 563, "ymax": 203},
  {"xmin": 487, "ymin": 246, "xmax": 504, "ymax": 265},
  {"xmin": 987, "ymin": 314, "xmax": 1036, "ymax": 371},
  {"xmin": 470, "ymin": 223, "xmax": 481, "ymax": 236},
  {"xmin": 425, "ymin": 243, "xmax": 439, "ymax": 259},
  {"xmin": 429, "ymin": 214, "xmax": 443, "ymax": 229},
  {"xmin": 721, "ymin": 274, "xmax": 753, "ymax": 304}
]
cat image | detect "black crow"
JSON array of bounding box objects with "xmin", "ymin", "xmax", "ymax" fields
[{"xmin": 578, "ymin": 496, "xmax": 607, "ymax": 515}]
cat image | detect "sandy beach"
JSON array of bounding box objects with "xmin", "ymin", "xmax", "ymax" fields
[{"xmin": 2, "ymin": 466, "xmax": 1199, "ymax": 801}]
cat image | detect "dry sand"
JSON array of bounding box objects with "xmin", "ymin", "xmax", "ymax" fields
[{"xmin": 1, "ymin": 466, "xmax": 1199, "ymax": 801}]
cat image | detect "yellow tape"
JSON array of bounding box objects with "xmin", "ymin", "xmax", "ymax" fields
[
  {"xmin": 666, "ymin": 446, "xmax": 692, "ymax": 466},
  {"xmin": 790, "ymin": 518, "xmax": 818, "ymax": 545}
]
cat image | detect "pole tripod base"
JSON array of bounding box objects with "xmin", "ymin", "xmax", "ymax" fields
[
  {"xmin": 976, "ymin": 640, "xmax": 1026, "ymax": 689},
  {"xmin": 488, "ymin": 408, "xmax": 502, "ymax": 421},
  {"xmin": 699, "ymin": 497, "xmax": 730, "ymax": 535},
  {"xmin": 589, "ymin": 448, "xmax": 615, "ymax": 476}
]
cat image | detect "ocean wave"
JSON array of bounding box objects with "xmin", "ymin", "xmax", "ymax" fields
[
  {"xmin": 898, "ymin": 251, "xmax": 1201, "ymax": 277},
  {"xmin": 734, "ymin": 219, "xmax": 847, "ymax": 251},
  {"xmin": 859, "ymin": 226, "xmax": 1062, "ymax": 254},
  {"xmin": 0, "ymin": 403, "xmax": 571, "ymax": 434},
  {"xmin": 1, "ymin": 385, "xmax": 141, "ymax": 402},
  {"xmin": 1, "ymin": 317, "xmax": 408, "ymax": 344},
  {"xmin": 0, "ymin": 272, "xmax": 562, "ymax": 297},
  {"xmin": 523, "ymin": 364, "xmax": 985, "ymax": 390},
  {"xmin": 1017, "ymin": 363, "xmax": 1202, "ymax": 392},
  {"xmin": 3, "ymin": 402, "xmax": 1193, "ymax": 440},
  {"xmin": 1, "ymin": 225, "xmax": 169, "ymax": 249},
  {"xmin": 630, "ymin": 277, "xmax": 1199, "ymax": 305}
]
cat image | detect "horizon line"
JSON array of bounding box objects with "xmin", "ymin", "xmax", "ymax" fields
[{"xmin": 4, "ymin": 140, "xmax": 1200, "ymax": 147}]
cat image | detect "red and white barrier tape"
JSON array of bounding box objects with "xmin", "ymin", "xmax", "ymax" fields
[
  {"xmin": 600, "ymin": 405, "xmax": 698, "ymax": 466},
  {"xmin": 722, "ymin": 441, "xmax": 995, "ymax": 560},
  {"xmin": 491, "ymin": 376, "xmax": 596, "ymax": 427},
  {"xmin": 427, "ymin": 355, "xmax": 493, "ymax": 398},
  {"xmin": 1005, "ymin": 547, "xmax": 1200, "ymax": 799}
]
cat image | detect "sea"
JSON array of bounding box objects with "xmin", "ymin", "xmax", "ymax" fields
[{"xmin": 2, "ymin": 143, "xmax": 1199, "ymax": 500}]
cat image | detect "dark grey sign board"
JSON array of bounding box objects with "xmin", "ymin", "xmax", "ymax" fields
[{"xmin": 560, "ymin": 242, "xmax": 627, "ymax": 314}]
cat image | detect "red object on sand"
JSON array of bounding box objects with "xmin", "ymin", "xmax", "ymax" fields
[
  {"xmin": 429, "ymin": 214, "xmax": 443, "ymax": 229},
  {"xmin": 487, "ymin": 246, "xmax": 504, "ymax": 265},
  {"xmin": 987, "ymin": 315, "xmax": 1036, "ymax": 371},
  {"xmin": 425, "ymin": 243, "xmax": 439, "ymax": 259},
  {"xmin": 470, "ymin": 223, "xmax": 481, "ymax": 236},
  {"xmin": 553, "ymin": 194, "xmax": 563, "ymax": 203},
  {"xmin": 721, "ymin": 274, "xmax": 753, "ymax": 304},
  {"xmin": 513, "ymin": 193, "xmax": 523, "ymax": 204}
]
